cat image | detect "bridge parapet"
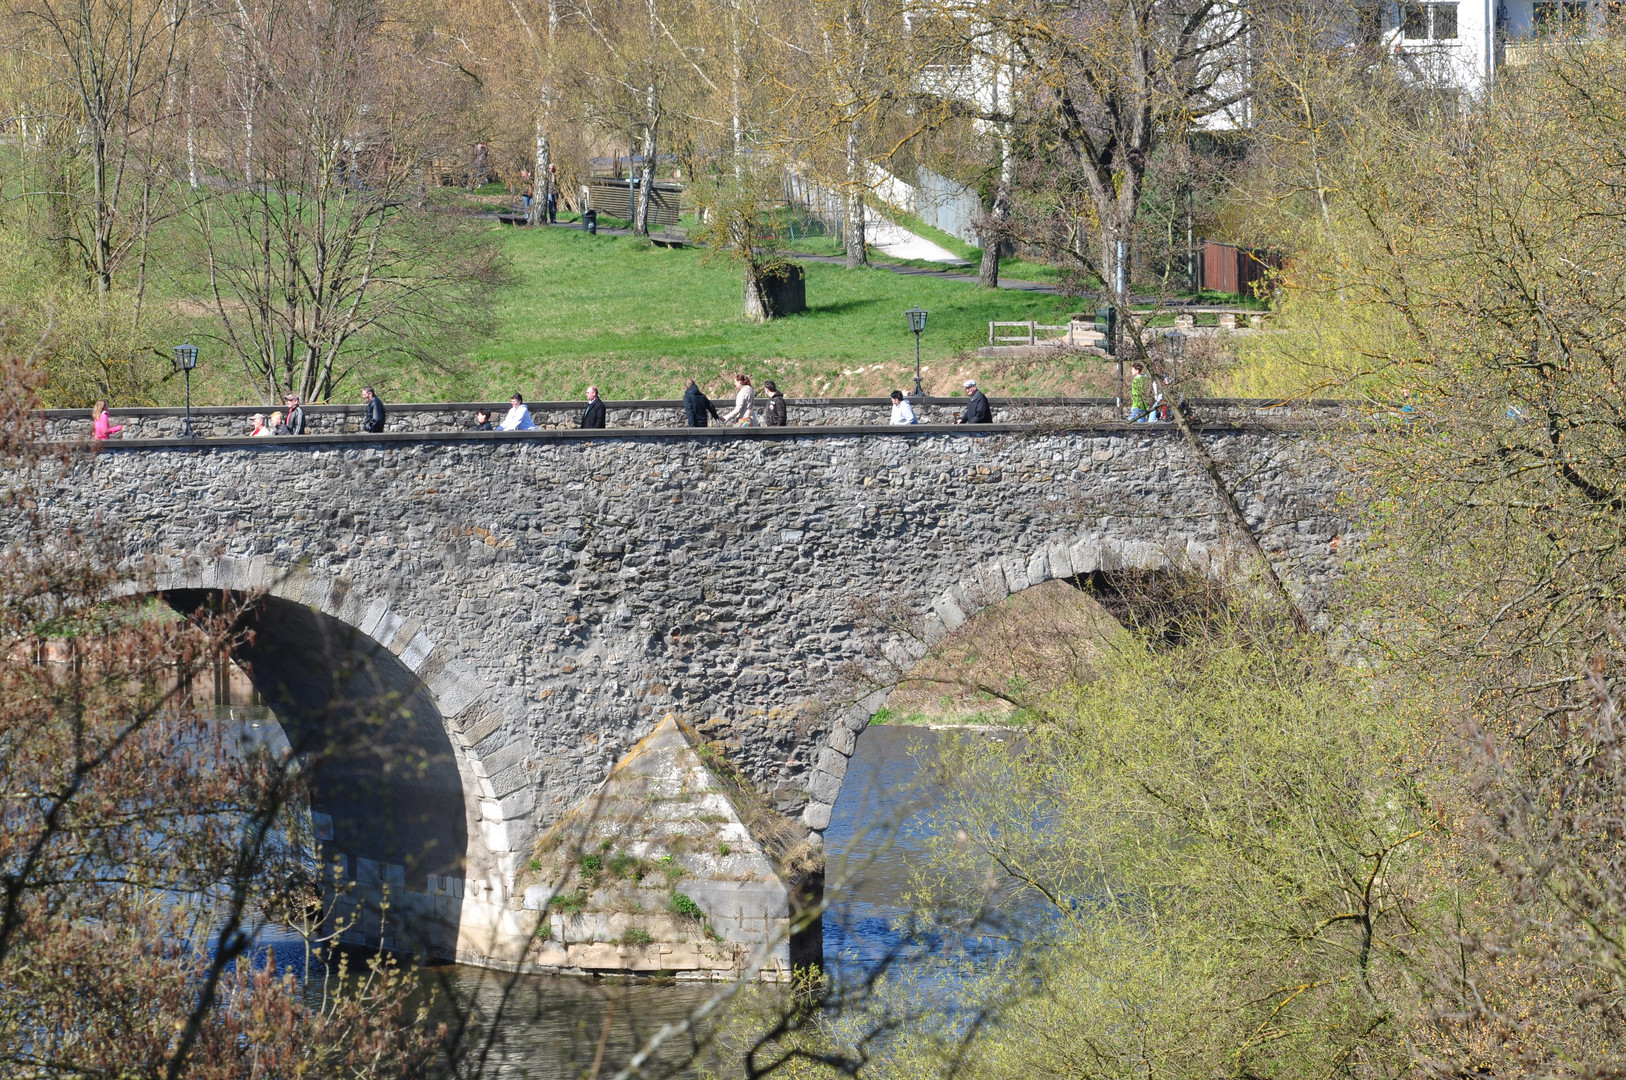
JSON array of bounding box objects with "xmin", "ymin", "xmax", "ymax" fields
[{"xmin": 43, "ymin": 397, "xmax": 1349, "ymax": 441}]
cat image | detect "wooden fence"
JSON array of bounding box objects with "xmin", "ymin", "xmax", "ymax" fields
[
  {"xmin": 584, "ymin": 179, "xmax": 683, "ymax": 226},
  {"xmin": 988, "ymin": 320, "xmax": 1078, "ymax": 345}
]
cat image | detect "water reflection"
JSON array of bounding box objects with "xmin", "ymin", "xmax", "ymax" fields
[
  {"xmin": 233, "ymin": 707, "xmax": 976, "ymax": 1074},
  {"xmin": 423, "ymin": 966, "xmax": 722, "ymax": 1079},
  {"xmin": 822, "ymin": 724, "xmax": 949, "ymax": 979},
  {"xmin": 419, "ymin": 725, "xmax": 963, "ymax": 1076}
]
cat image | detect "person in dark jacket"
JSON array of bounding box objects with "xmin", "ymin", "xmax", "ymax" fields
[
  {"xmin": 762, "ymin": 380, "xmax": 787, "ymax": 426},
  {"xmin": 361, "ymin": 386, "xmax": 386, "ymax": 432},
  {"xmin": 581, "ymin": 386, "xmax": 606, "ymax": 428},
  {"xmin": 956, "ymin": 379, "xmax": 993, "ymax": 424},
  {"xmin": 283, "ymin": 393, "xmax": 306, "ymax": 434},
  {"xmin": 683, "ymin": 378, "xmax": 721, "ymax": 427},
  {"xmin": 474, "ymin": 408, "xmax": 494, "ymax": 430}
]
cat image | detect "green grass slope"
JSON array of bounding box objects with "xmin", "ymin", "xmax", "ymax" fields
[{"xmin": 460, "ymin": 223, "xmax": 1096, "ymax": 401}]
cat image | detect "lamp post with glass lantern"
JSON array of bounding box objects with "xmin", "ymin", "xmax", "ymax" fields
[
  {"xmin": 905, "ymin": 307, "xmax": 928, "ymax": 397},
  {"xmin": 171, "ymin": 343, "xmax": 198, "ymax": 438}
]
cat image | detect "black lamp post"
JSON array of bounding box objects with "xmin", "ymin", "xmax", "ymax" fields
[
  {"xmin": 171, "ymin": 343, "xmax": 198, "ymax": 438},
  {"xmin": 906, "ymin": 307, "xmax": 929, "ymax": 397}
]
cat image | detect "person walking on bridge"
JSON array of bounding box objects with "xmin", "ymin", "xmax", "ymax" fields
[
  {"xmin": 500, "ymin": 393, "xmax": 536, "ymax": 430},
  {"xmin": 282, "ymin": 393, "xmax": 306, "ymax": 434},
  {"xmin": 762, "ymin": 380, "xmax": 787, "ymax": 426},
  {"xmin": 581, "ymin": 387, "xmax": 606, "ymax": 428},
  {"xmin": 91, "ymin": 400, "xmax": 122, "ymax": 441},
  {"xmin": 361, "ymin": 386, "xmax": 386, "ymax": 433},
  {"xmin": 890, "ymin": 390, "xmax": 920, "ymax": 425},
  {"xmin": 956, "ymin": 379, "xmax": 992, "ymax": 424},
  {"xmin": 723, "ymin": 373, "xmax": 757, "ymax": 427},
  {"xmin": 683, "ymin": 379, "xmax": 720, "ymax": 427},
  {"xmin": 1129, "ymin": 363, "xmax": 1153, "ymax": 423}
]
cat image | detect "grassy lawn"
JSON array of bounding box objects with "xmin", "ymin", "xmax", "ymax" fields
[{"xmin": 462, "ymin": 221, "xmax": 1112, "ymax": 401}]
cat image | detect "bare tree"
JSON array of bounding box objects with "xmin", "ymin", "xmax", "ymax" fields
[
  {"xmin": 9, "ymin": 0, "xmax": 191, "ymax": 300},
  {"xmin": 192, "ymin": 0, "xmax": 503, "ymax": 403},
  {"xmin": 915, "ymin": 0, "xmax": 1254, "ymax": 301}
]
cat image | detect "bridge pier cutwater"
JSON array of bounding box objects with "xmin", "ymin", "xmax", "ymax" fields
[{"xmin": 71, "ymin": 412, "xmax": 1345, "ymax": 978}]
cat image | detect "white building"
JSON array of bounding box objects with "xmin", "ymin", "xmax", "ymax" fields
[{"xmin": 1364, "ymin": 0, "xmax": 1607, "ymax": 92}]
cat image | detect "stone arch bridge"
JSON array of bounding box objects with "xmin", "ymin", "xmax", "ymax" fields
[{"xmin": 58, "ymin": 400, "xmax": 1346, "ymax": 974}]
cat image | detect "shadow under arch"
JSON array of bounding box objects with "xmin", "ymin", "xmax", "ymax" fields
[
  {"xmin": 805, "ymin": 533, "xmax": 1227, "ymax": 834},
  {"xmin": 165, "ymin": 589, "xmax": 471, "ymax": 959}
]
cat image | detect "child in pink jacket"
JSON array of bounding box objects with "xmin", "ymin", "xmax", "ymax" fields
[{"xmin": 92, "ymin": 400, "xmax": 122, "ymax": 440}]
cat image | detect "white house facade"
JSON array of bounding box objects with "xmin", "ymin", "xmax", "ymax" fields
[{"xmin": 1364, "ymin": 0, "xmax": 1615, "ymax": 91}]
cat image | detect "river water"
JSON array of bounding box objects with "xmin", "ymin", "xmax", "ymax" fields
[
  {"xmin": 220, "ymin": 710, "xmax": 970, "ymax": 1076},
  {"xmin": 420, "ymin": 724, "xmax": 959, "ymax": 1078}
]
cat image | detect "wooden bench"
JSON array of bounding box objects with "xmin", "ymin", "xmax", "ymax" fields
[{"xmin": 649, "ymin": 225, "xmax": 690, "ymax": 248}]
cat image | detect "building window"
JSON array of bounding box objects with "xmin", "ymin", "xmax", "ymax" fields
[
  {"xmin": 1434, "ymin": 1, "xmax": 1459, "ymax": 36},
  {"xmin": 1402, "ymin": 1, "xmax": 1460, "ymax": 38},
  {"xmin": 1532, "ymin": 0, "xmax": 1589, "ymax": 34}
]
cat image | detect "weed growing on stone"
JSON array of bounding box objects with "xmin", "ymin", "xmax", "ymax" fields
[
  {"xmin": 669, "ymin": 892, "xmax": 704, "ymax": 919},
  {"xmin": 620, "ymin": 927, "xmax": 653, "ymax": 946},
  {"xmin": 578, "ymin": 853, "xmax": 602, "ymax": 876},
  {"xmin": 692, "ymin": 735, "xmax": 820, "ymax": 886},
  {"xmin": 608, "ymin": 852, "xmax": 643, "ymax": 880},
  {"xmin": 554, "ymin": 890, "xmax": 588, "ymax": 915}
]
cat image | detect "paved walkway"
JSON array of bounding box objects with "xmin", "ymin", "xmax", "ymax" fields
[{"xmin": 865, "ymin": 216, "xmax": 966, "ymax": 263}]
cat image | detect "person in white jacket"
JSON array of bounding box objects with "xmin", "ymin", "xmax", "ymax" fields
[
  {"xmin": 722, "ymin": 373, "xmax": 757, "ymax": 426},
  {"xmin": 889, "ymin": 390, "xmax": 919, "ymax": 424},
  {"xmin": 500, "ymin": 393, "xmax": 536, "ymax": 430}
]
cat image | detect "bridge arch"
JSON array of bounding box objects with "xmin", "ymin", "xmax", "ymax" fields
[
  {"xmin": 799, "ymin": 530, "xmax": 1212, "ymax": 833},
  {"xmin": 127, "ymin": 556, "xmax": 534, "ymax": 961}
]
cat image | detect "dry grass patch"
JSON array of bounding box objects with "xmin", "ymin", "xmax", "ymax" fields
[{"xmin": 881, "ymin": 579, "xmax": 1123, "ymax": 725}]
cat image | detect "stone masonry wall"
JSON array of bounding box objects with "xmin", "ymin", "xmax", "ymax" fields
[{"xmin": 64, "ymin": 424, "xmax": 1346, "ymax": 893}]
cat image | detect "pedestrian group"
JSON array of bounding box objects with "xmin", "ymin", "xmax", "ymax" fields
[{"xmin": 88, "ymin": 374, "xmax": 1036, "ymax": 440}]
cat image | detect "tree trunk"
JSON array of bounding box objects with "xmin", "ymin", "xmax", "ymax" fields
[
  {"xmin": 185, "ymin": 69, "xmax": 198, "ymax": 189},
  {"xmin": 633, "ymin": 109, "xmax": 656, "ymax": 235},
  {"xmin": 530, "ymin": 119, "xmax": 550, "ymax": 226},
  {"xmin": 744, "ymin": 265, "xmax": 770, "ymax": 322},
  {"xmin": 843, "ymin": 121, "xmax": 867, "ymax": 268},
  {"xmin": 977, "ymin": 165, "xmax": 1010, "ymax": 288},
  {"xmin": 729, "ymin": 0, "xmax": 744, "ymax": 175}
]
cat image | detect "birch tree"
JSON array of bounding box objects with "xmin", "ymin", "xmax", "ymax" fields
[
  {"xmin": 564, "ymin": 0, "xmax": 697, "ymax": 235},
  {"xmin": 776, "ymin": 0, "xmax": 913, "ymax": 269}
]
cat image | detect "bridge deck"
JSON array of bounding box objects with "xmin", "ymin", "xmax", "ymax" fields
[{"xmin": 48, "ymin": 396, "xmax": 1351, "ymax": 444}]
